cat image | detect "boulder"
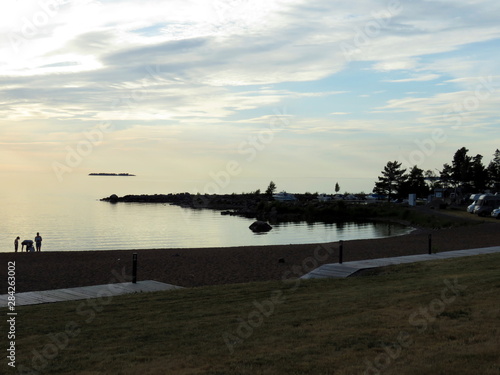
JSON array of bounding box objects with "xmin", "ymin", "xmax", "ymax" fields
[{"xmin": 249, "ymin": 221, "xmax": 272, "ymax": 233}]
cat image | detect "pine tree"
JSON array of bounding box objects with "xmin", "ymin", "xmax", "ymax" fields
[
  {"xmin": 440, "ymin": 163, "xmax": 454, "ymax": 188},
  {"xmin": 400, "ymin": 166, "xmax": 429, "ymax": 198},
  {"xmin": 451, "ymin": 147, "xmax": 472, "ymax": 187},
  {"xmin": 373, "ymin": 161, "xmax": 407, "ymax": 201},
  {"xmin": 470, "ymin": 154, "xmax": 488, "ymax": 191},
  {"xmin": 487, "ymin": 149, "xmax": 500, "ymax": 189}
]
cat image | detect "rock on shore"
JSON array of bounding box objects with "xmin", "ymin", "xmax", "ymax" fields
[{"xmin": 249, "ymin": 221, "xmax": 272, "ymax": 232}]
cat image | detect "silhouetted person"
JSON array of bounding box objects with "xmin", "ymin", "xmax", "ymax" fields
[
  {"xmin": 22, "ymin": 239, "xmax": 35, "ymax": 252},
  {"xmin": 14, "ymin": 237, "xmax": 20, "ymax": 252},
  {"xmin": 35, "ymin": 232, "xmax": 42, "ymax": 252}
]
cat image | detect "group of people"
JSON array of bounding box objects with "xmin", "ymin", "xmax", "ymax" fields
[{"xmin": 14, "ymin": 233, "xmax": 43, "ymax": 252}]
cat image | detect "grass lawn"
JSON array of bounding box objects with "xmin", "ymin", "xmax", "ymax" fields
[{"xmin": 3, "ymin": 253, "xmax": 500, "ymax": 375}]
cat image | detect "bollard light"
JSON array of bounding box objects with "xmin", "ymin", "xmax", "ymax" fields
[{"xmin": 132, "ymin": 253, "xmax": 138, "ymax": 283}]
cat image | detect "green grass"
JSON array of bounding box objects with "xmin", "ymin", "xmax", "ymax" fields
[{"xmin": 3, "ymin": 254, "xmax": 500, "ymax": 375}]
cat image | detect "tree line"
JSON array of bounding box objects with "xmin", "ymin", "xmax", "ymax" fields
[{"xmin": 373, "ymin": 148, "xmax": 500, "ymax": 201}]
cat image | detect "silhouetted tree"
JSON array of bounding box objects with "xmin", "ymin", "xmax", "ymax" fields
[
  {"xmin": 335, "ymin": 182, "xmax": 340, "ymax": 193},
  {"xmin": 470, "ymin": 154, "xmax": 488, "ymax": 191},
  {"xmin": 400, "ymin": 166, "xmax": 430, "ymax": 198},
  {"xmin": 265, "ymin": 181, "xmax": 276, "ymax": 196},
  {"xmin": 440, "ymin": 163, "xmax": 454, "ymax": 188},
  {"xmin": 373, "ymin": 161, "xmax": 407, "ymax": 201},
  {"xmin": 487, "ymin": 149, "xmax": 500, "ymax": 189},
  {"xmin": 451, "ymin": 147, "xmax": 472, "ymax": 187}
]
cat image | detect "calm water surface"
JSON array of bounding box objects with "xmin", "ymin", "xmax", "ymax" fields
[{"xmin": 1, "ymin": 175, "xmax": 413, "ymax": 252}]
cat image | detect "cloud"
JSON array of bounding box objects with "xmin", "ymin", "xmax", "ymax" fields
[
  {"xmin": 374, "ymin": 77, "xmax": 500, "ymax": 132},
  {"xmin": 386, "ymin": 74, "xmax": 441, "ymax": 83},
  {"xmin": 1, "ymin": 0, "xmax": 500, "ymax": 192}
]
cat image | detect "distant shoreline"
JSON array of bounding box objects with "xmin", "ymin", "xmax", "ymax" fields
[{"xmin": 89, "ymin": 173, "xmax": 136, "ymax": 176}]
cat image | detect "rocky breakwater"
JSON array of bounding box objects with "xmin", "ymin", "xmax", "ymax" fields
[
  {"xmin": 101, "ymin": 193, "xmax": 194, "ymax": 206},
  {"xmin": 100, "ymin": 193, "xmax": 264, "ymax": 216},
  {"xmin": 99, "ymin": 193, "xmax": 363, "ymax": 223}
]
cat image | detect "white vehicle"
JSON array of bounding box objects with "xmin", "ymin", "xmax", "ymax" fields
[
  {"xmin": 467, "ymin": 202, "xmax": 477, "ymax": 213},
  {"xmin": 474, "ymin": 194, "xmax": 500, "ymax": 216},
  {"xmin": 491, "ymin": 207, "xmax": 500, "ymax": 219},
  {"xmin": 467, "ymin": 193, "xmax": 482, "ymax": 213}
]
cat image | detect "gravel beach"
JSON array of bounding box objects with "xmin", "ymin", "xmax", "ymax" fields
[{"xmin": 2, "ymin": 219, "xmax": 499, "ymax": 294}]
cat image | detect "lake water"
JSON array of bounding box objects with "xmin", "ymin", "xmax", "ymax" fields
[{"xmin": 1, "ymin": 174, "xmax": 413, "ymax": 252}]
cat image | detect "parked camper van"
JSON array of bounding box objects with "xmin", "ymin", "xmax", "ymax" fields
[
  {"xmin": 474, "ymin": 194, "xmax": 500, "ymax": 216},
  {"xmin": 467, "ymin": 193, "xmax": 482, "ymax": 213}
]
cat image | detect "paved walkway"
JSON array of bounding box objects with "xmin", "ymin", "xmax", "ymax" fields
[
  {"xmin": 0, "ymin": 280, "xmax": 183, "ymax": 307},
  {"xmin": 301, "ymin": 246, "xmax": 500, "ymax": 279}
]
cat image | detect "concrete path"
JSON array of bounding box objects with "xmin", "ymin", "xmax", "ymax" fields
[
  {"xmin": 301, "ymin": 246, "xmax": 500, "ymax": 280},
  {"xmin": 0, "ymin": 280, "xmax": 183, "ymax": 307}
]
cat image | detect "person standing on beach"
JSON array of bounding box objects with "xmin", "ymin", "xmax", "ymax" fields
[
  {"xmin": 35, "ymin": 232, "xmax": 42, "ymax": 252},
  {"xmin": 14, "ymin": 237, "xmax": 20, "ymax": 252}
]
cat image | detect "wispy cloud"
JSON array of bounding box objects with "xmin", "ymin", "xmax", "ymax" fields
[
  {"xmin": 1, "ymin": 0, "xmax": 499, "ymax": 192},
  {"xmin": 386, "ymin": 74, "xmax": 441, "ymax": 83}
]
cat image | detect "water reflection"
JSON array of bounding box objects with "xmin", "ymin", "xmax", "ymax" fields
[
  {"xmin": 1, "ymin": 197, "xmax": 413, "ymax": 253},
  {"xmin": 265, "ymin": 220, "xmax": 411, "ymax": 245}
]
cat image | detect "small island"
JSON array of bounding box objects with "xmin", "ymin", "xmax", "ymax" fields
[{"xmin": 89, "ymin": 173, "xmax": 136, "ymax": 176}]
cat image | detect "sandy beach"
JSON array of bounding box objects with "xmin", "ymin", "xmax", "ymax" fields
[{"xmin": 2, "ymin": 218, "xmax": 499, "ymax": 294}]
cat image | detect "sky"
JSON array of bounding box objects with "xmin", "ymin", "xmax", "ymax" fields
[{"xmin": 1, "ymin": 0, "xmax": 499, "ymax": 195}]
